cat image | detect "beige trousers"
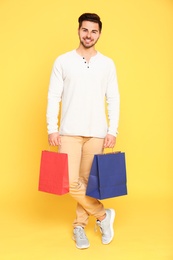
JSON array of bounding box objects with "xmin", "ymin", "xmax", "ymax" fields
[{"xmin": 58, "ymin": 136, "xmax": 106, "ymax": 228}]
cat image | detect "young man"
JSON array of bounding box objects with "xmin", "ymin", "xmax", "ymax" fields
[{"xmin": 46, "ymin": 13, "xmax": 120, "ymax": 249}]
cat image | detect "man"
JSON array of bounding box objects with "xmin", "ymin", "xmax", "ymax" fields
[{"xmin": 46, "ymin": 13, "xmax": 120, "ymax": 249}]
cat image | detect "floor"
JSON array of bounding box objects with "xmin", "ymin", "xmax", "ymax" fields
[{"xmin": 0, "ymin": 195, "xmax": 172, "ymax": 260}]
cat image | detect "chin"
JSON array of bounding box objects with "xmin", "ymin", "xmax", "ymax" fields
[{"xmin": 81, "ymin": 42, "xmax": 95, "ymax": 49}]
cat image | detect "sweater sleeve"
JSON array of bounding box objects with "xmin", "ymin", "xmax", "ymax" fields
[
  {"xmin": 106, "ymin": 60, "xmax": 120, "ymax": 137},
  {"xmin": 46, "ymin": 58, "xmax": 63, "ymax": 134}
]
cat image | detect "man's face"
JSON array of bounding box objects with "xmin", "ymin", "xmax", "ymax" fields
[{"xmin": 78, "ymin": 21, "xmax": 101, "ymax": 49}]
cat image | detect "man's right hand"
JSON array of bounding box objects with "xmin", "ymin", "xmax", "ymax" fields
[{"xmin": 48, "ymin": 132, "xmax": 61, "ymax": 146}]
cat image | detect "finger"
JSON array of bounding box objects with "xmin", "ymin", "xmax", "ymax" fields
[
  {"xmin": 57, "ymin": 137, "xmax": 61, "ymax": 146},
  {"xmin": 103, "ymin": 141, "xmax": 108, "ymax": 147},
  {"xmin": 49, "ymin": 139, "xmax": 55, "ymax": 146},
  {"xmin": 107, "ymin": 140, "xmax": 112, "ymax": 147},
  {"xmin": 104, "ymin": 142, "xmax": 111, "ymax": 148},
  {"xmin": 104, "ymin": 138, "xmax": 108, "ymax": 147},
  {"xmin": 108, "ymin": 141, "xmax": 115, "ymax": 148}
]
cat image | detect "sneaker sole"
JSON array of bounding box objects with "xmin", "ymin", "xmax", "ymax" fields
[
  {"xmin": 72, "ymin": 236, "xmax": 90, "ymax": 249},
  {"xmin": 102, "ymin": 209, "xmax": 115, "ymax": 245}
]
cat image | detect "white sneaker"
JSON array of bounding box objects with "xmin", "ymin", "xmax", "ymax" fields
[
  {"xmin": 73, "ymin": 226, "xmax": 90, "ymax": 249},
  {"xmin": 96, "ymin": 209, "xmax": 115, "ymax": 244}
]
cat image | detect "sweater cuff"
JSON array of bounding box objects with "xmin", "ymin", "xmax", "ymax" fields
[{"xmin": 107, "ymin": 130, "xmax": 119, "ymax": 137}]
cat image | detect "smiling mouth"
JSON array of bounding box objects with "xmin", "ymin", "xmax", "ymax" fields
[{"xmin": 84, "ymin": 39, "xmax": 92, "ymax": 43}]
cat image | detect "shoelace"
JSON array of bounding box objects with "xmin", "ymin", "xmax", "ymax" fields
[{"xmin": 76, "ymin": 228, "xmax": 86, "ymax": 239}]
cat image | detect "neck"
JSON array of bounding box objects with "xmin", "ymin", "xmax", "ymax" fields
[{"xmin": 76, "ymin": 45, "xmax": 97, "ymax": 61}]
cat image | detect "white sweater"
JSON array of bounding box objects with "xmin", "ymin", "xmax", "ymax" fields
[{"xmin": 46, "ymin": 50, "xmax": 120, "ymax": 138}]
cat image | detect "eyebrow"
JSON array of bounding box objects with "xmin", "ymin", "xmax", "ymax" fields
[{"xmin": 81, "ymin": 27, "xmax": 99, "ymax": 33}]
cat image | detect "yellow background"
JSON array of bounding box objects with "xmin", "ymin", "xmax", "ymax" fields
[{"xmin": 0, "ymin": 0, "xmax": 173, "ymax": 259}]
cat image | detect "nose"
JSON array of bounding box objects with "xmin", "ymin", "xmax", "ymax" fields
[{"xmin": 86, "ymin": 32, "xmax": 91, "ymax": 38}]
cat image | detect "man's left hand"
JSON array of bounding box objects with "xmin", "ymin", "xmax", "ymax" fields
[{"xmin": 104, "ymin": 134, "xmax": 116, "ymax": 148}]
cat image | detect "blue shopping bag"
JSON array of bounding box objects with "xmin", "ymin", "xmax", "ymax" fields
[{"xmin": 86, "ymin": 152, "xmax": 127, "ymax": 200}]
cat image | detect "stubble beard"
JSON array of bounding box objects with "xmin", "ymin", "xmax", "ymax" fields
[
  {"xmin": 80, "ymin": 40, "xmax": 95, "ymax": 49},
  {"xmin": 80, "ymin": 37, "xmax": 99, "ymax": 49}
]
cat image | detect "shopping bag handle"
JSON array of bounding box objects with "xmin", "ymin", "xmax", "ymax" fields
[
  {"xmin": 103, "ymin": 148, "xmax": 121, "ymax": 154},
  {"xmin": 44, "ymin": 145, "xmax": 58, "ymax": 152}
]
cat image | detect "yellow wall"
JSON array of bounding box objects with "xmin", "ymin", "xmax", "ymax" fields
[
  {"xmin": 1, "ymin": 0, "xmax": 172, "ymax": 202},
  {"xmin": 0, "ymin": 0, "xmax": 173, "ymax": 258}
]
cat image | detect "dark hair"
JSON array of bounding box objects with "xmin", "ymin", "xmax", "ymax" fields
[{"xmin": 78, "ymin": 13, "xmax": 102, "ymax": 32}]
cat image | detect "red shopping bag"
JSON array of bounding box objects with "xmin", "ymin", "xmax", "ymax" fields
[{"xmin": 38, "ymin": 150, "xmax": 69, "ymax": 195}]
